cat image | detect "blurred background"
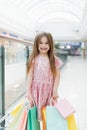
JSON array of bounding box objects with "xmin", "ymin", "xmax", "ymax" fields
[{"xmin": 0, "ymin": 0, "xmax": 87, "ymax": 129}]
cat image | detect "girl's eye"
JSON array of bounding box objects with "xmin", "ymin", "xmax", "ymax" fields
[
  {"xmin": 39, "ymin": 42, "xmax": 48, "ymax": 44},
  {"xmin": 40, "ymin": 42, "xmax": 43, "ymax": 44}
]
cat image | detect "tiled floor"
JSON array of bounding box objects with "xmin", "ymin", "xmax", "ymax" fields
[{"xmin": 59, "ymin": 56, "xmax": 87, "ymax": 130}]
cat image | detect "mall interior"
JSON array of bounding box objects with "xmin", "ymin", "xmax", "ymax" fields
[{"xmin": 0, "ymin": 0, "xmax": 87, "ymax": 130}]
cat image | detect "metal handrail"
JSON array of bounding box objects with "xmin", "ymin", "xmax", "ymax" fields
[
  {"xmin": 0, "ymin": 113, "xmax": 10, "ymax": 124},
  {"xmin": 0, "ymin": 34, "xmax": 33, "ymax": 46}
]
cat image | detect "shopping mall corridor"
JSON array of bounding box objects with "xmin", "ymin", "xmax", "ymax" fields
[{"xmin": 59, "ymin": 56, "xmax": 87, "ymax": 129}]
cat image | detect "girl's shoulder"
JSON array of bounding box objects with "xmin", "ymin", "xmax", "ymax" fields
[
  {"xmin": 31, "ymin": 58, "xmax": 35, "ymax": 64},
  {"xmin": 54, "ymin": 55, "xmax": 63, "ymax": 69},
  {"xmin": 31, "ymin": 55, "xmax": 39, "ymax": 64}
]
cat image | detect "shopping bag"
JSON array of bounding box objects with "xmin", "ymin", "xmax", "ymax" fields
[
  {"xmin": 42, "ymin": 107, "xmax": 46, "ymax": 130},
  {"xmin": 67, "ymin": 115, "xmax": 78, "ymax": 130},
  {"xmin": 11, "ymin": 101, "xmax": 23, "ymax": 117},
  {"xmin": 17, "ymin": 108, "xmax": 28, "ymax": 130},
  {"xmin": 46, "ymin": 106, "xmax": 68, "ymax": 130},
  {"xmin": 27, "ymin": 106, "xmax": 40, "ymax": 130},
  {"xmin": 55, "ymin": 98, "xmax": 75, "ymax": 119},
  {"xmin": 7, "ymin": 103, "xmax": 24, "ymax": 130}
]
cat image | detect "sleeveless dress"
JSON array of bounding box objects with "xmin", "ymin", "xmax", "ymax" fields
[{"xmin": 31, "ymin": 54, "xmax": 63, "ymax": 120}]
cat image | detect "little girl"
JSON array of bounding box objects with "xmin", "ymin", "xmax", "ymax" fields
[{"xmin": 26, "ymin": 32, "xmax": 63, "ymax": 122}]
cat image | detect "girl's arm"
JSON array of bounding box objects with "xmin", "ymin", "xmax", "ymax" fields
[
  {"xmin": 27, "ymin": 64, "xmax": 34, "ymax": 98},
  {"xmin": 52, "ymin": 68, "xmax": 60, "ymax": 98}
]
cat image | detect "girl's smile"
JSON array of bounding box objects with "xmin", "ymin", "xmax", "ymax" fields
[{"xmin": 40, "ymin": 48, "xmax": 48, "ymax": 50}]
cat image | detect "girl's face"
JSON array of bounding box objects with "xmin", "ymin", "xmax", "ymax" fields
[{"xmin": 38, "ymin": 36, "xmax": 50, "ymax": 55}]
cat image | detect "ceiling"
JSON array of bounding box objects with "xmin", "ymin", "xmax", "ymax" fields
[{"xmin": 0, "ymin": 0, "xmax": 87, "ymax": 42}]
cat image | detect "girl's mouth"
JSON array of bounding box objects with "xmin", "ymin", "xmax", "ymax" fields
[{"xmin": 40, "ymin": 48, "xmax": 47, "ymax": 50}]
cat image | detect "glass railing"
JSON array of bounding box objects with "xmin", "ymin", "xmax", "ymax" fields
[
  {"xmin": 4, "ymin": 41, "xmax": 27, "ymax": 110},
  {"xmin": 0, "ymin": 37, "xmax": 32, "ymax": 126}
]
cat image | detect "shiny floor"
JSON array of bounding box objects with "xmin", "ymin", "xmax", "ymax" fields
[{"xmin": 59, "ymin": 56, "xmax": 87, "ymax": 130}]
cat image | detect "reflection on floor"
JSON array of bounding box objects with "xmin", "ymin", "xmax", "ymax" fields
[{"xmin": 59, "ymin": 56, "xmax": 87, "ymax": 130}]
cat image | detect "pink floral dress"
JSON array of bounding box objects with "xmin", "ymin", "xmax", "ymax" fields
[{"xmin": 31, "ymin": 54, "xmax": 63, "ymax": 120}]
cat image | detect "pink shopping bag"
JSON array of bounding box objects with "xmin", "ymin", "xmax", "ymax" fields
[
  {"xmin": 55, "ymin": 98, "xmax": 75, "ymax": 119},
  {"xmin": 17, "ymin": 108, "xmax": 28, "ymax": 130}
]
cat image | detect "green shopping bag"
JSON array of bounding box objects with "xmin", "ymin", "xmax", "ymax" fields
[
  {"xmin": 46, "ymin": 106, "xmax": 68, "ymax": 130},
  {"xmin": 27, "ymin": 106, "xmax": 40, "ymax": 130}
]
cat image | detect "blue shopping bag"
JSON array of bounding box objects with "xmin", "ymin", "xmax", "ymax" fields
[{"xmin": 46, "ymin": 106, "xmax": 68, "ymax": 130}]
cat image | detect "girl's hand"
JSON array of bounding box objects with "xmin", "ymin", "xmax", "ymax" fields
[
  {"xmin": 29, "ymin": 96, "xmax": 34, "ymax": 107},
  {"xmin": 50, "ymin": 97, "xmax": 58, "ymax": 106},
  {"xmin": 25, "ymin": 95, "xmax": 34, "ymax": 107}
]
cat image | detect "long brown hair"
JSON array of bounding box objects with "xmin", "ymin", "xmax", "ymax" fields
[{"xmin": 27, "ymin": 32, "xmax": 57, "ymax": 78}]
